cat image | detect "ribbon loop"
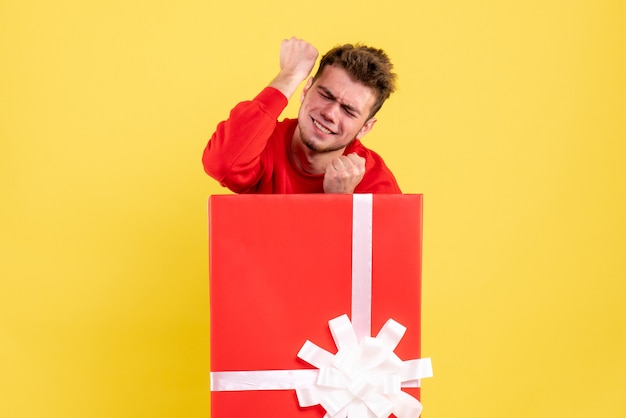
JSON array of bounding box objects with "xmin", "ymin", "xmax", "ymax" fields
[
  {"xmin": 363, "ymin": 393, "xmax": 394, "ymax": 418},
  {"xmin": 329, "ymin": 314, "xmax": 359, "ymax": 350},
  {"xmin": 296, "ymin": 386, "xmax": 323, "ymax": 407},
  {"xmin": 298, "ymin": 340, "xmax": 334, "ymax": 368},
  {"xmin": 347, "ymin": 402, "xmax": 368, "ymax": 418},
  {"xmin": 391, "ymin": 391, "xmax": 424, "ymax": 418},
  {"xmin": 357, "ymin": 337, "xmax": 387, "ymax": 370},
  {"xmin": 400, "ymin": 358, "xmax": 434, "ymax": 383},
  {"xmin": 376, "ymin": 318, "xmax": 407, "ymax": 351},
  {"xmin": 381, "ymin": 374, "xmax": 401, "ymax": 395},
  {"xmin": 318, "ymin": 366, "xmax": 349, "ymax": 389},
  {"xmin": 322, "ymin": 390, "xmax": 354, "ymax": 416}
]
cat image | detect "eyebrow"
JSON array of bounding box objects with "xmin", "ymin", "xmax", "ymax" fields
[{"xmin": 317, "ymin": 86, "xmax": 361, "ymax": 116}]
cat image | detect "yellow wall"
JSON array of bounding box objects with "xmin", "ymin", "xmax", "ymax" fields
[{"xmin": 1, "ymin": 1, "xmax": 624, "ymax": 417}]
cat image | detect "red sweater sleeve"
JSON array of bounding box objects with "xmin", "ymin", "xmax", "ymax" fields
[{"xmin": 202, "ymin": 87, "xmax": 288, "ymax": 193}]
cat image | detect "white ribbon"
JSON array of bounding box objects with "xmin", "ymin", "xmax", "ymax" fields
[
  {"xmin": 351, "ymin": 194, "xmax": 373, "ymax": 341},
  {"xmin": 210, "ymin": 369, "xmax": 318, "ymax": 391},
  {"xmin": 210, "ymin": 194, "xmax": 433, "ymax": 417}
]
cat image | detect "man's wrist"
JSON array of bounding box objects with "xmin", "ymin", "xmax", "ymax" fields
[{"xmin": 269, "ymin": 72, "xmax": 306, "ymax": 99}]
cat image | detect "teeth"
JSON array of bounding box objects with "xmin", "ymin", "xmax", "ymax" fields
[{"xmin": 313, "ymin": 119, "xmax": 333, "ymax": 134}]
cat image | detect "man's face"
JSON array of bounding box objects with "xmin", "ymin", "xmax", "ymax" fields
[{"xmin": 297, "ymin": 65, "xmax": 378, "ymax": 153}]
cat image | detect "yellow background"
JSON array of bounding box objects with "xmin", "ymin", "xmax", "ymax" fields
[{"xmin": 1, "ymin": 0, "xmax": 625, "ymax": 417}]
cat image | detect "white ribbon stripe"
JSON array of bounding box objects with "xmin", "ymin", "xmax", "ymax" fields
[
  {"xmin": 210, "ymin": 369, "xmax": 318, "ymax": 391},
  {"xmin": 351, "ymin": 194, "xmax": 373, "ymax": 341}
]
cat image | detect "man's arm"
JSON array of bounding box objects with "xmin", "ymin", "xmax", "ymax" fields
[
  {"xmin": 269, "ymin": 37, "xmax": 318, "ymax": 99},
  {"xmin": 202, "ymin": 38, "xmax": 318, "ymax": 192}
]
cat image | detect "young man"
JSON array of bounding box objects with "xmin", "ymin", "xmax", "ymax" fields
[{"xmin": 202, "ymin": 37, "xmax": 401, "ymax": 194}]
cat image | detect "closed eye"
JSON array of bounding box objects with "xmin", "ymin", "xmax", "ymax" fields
[
  {"xmin": 317, "ymin": 87, "xmax": 359, "ymax": 118},
  {"xmin": 342, "ymin": 105, "xmax": 357, "ymax": 117},
  {"xmin": 319, "ymin": 91, "xmax": 333, "ymax": 101}
]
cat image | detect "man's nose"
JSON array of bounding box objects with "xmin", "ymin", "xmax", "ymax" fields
[{"xmin": 320, "ymin": 102, "xmax": 340, "ymax": 122}]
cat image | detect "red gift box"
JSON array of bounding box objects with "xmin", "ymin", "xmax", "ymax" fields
[{"xmin": 208, "ymin": 194, "xmax": 430, "ymax": 417}]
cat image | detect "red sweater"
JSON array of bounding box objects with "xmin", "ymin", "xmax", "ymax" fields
[{"xmin": 202, "ymin": 87, "xmax": 401, "ymax": 194}]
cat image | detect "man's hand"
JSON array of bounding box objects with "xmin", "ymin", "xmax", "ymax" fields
[
  {"xmin": 323, "ymin": 153, "xmax": 366, "ymax": 194},
  {"xmin": 270, "ymin": 37, "xmax": 318, "ymax": 99}
]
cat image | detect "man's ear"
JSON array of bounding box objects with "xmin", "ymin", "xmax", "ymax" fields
[
  {"xmin": 300, "ymin": 78, "xmax": 313, "ymax": 103},
  {"xmin": 356, "ymin": 117, "xmax": 377, "ymax": 139}
]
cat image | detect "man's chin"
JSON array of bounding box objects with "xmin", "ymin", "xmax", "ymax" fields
[
  {"xmin": 302, "ymin": 138, "xmax": 325, "ymax": 153},
  {"xmin": 303, "ymin": 138, "xmax": 348, "ymax": 154},
  {"xmin": 299, "ymin": 126, "xmax": 345, "ymax": 153}
]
